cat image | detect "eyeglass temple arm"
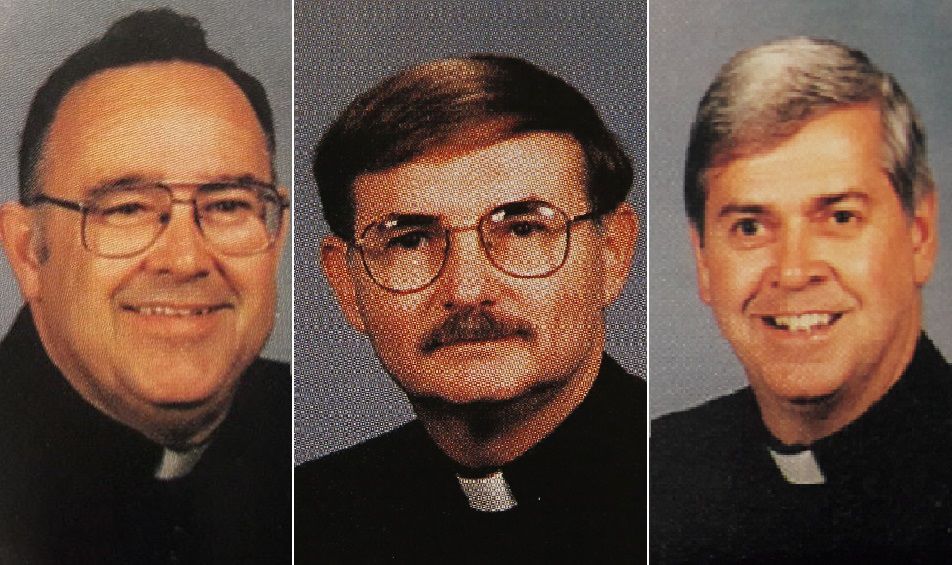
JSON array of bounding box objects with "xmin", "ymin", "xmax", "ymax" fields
[
  {"xmin": 24, "ymin": 195, "xmax": 85, "ymax": 212},
  {"xmin": 570, "ymin": 210, "xmax": 602, "ymax": 224}
]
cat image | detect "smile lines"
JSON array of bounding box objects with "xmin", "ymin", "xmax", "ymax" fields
[{"xmin": 762, "ymin": 312, "xmax": 843, "ymax": 332}]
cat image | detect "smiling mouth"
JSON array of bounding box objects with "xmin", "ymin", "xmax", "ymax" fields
[
  {"xmin": 121, "ymin": 304, "xmax": 231, "ymax": 317},
  {"xmin": 762, "ymin": 312, "xmax": 843, "ymax": 332}
]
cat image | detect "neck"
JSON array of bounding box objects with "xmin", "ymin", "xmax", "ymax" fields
[
  {"xmin": 414, "ymin": 341, "xmax": 604, "ymax": 470},
  {"xmin": 756, "ymin": 321, "xmax": 921, "ymax": 446}
]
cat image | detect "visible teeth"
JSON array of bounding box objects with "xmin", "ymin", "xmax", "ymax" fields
[
  {"xmin": 134, "ymin": 306, "xmax": 214, "ymax": 316},
  {"xmin": 771, "ymin": 313, "xmax": 833, "ymax": 332}
]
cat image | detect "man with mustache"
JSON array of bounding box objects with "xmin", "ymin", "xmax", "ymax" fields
[
  {"xmin": 296, "ymin": 55, "xmax": 642, "ymax": 561},
  {"xmin": 0, "ymin": 9, "xmax": 289, "ymax": 563},
  {"xmin": 651, "ymin": 37, "xmax": 952, "ymax": 561}
]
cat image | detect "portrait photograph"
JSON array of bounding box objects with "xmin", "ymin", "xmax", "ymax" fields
[
  {"xmin": 294, "ymin": 0, "xmax": 646, "ymax": 561},
  {"xmin": 0, "ymin": 1, "xmax": 291, "ymax": 562},
  {"xmin": 650, "ymin": 0, "xmax": 952, "ymax": 561}
]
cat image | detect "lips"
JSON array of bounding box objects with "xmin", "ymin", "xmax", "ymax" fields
[
  {"xmin": 121, "ymin": 304, "xmax": 231, "ymax": 316},
  {"xmin": 762, "ymin": 312, "xmax": 843, "ymax": 332}
]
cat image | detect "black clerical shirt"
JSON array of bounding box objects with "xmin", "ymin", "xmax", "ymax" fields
[
  {"xmin": 296, "ymin": 354, "xmax": 645, "ymax": 563},
  {"xmin": 651, "ymin": 334, "xmax": 952, "ymax": 563},
  {"xmin": 0, "ymin": 308, "xmax": 290, "ymax": 564}
]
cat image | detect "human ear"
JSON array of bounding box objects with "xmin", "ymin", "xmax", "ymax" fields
[
  {"xmin": 910, "ymin": 190, "xmax": 938, "ymax": 286},
  {"xmin": 320, "ymin": 235, "xmax": 367, "ymax": 333},
  {"xmin": 0, "ymin": 202, "xmax": 42, "ymax": 300},
  {"xmin": 690, "ymin": 225, "xmax": 712, "ymax": 304},
  {"xmin": 598, "ymin": 202, "xmax": 639, "ymax": 306}
]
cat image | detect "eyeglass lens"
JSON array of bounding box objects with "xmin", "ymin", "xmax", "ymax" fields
[
  {"xmin": 82, "ymin": 184, "xmax": 283, "ymax": 258},
  {"xmin": 359, "ymin": 201, "xmax": 571, "ymax": 292}
]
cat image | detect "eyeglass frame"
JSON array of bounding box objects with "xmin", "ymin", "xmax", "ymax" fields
[
  {"xmin": 24, "ymin": 179, "xmax": 290, "ymax": 258},
  {"xmin": 349, "ymin": 199, "xmax": 602, "ymax": 294}
]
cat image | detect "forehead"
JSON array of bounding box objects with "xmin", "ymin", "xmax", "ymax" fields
[
  {"xmin": 351, "ymin": 133, "xmax": 588, "ymax": 227},
  {"xmin": 705, "ymin": 104, "xmax": 891, "ymax": 213},
  {"xmin": 40, "ymin": 61, "xmax": 271, "ymax": 196}
]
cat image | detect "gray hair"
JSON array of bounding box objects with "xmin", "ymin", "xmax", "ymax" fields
[{"xmin": 685, "ymin": 36, "xmax": 932, "ymax": 238}]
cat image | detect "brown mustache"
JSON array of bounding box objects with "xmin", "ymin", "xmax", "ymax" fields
[{"xmin": 421, "ymin": 307, "xmax": 534, "ymax": 353}]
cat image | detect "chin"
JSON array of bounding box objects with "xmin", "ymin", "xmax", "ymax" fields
[
  {"xmin": 120, "ymin": 361, "xmax": 237, "ymax": 407},
  {"xmin": 758, "ymin": 370, "xmax": 845, "ymax": 406}
]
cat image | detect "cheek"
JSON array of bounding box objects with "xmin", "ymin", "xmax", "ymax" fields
[
  {"xmin": 42, "ymin": 247, "xmax": 130, "ymax": 309},
  {"xmin": 836, "ymin": 234, "xmax": 916, "ymax": 302},
  {"xmin": 355, "ymin": 282, "xmax": 427, "ymax": 349},
  {"xmin": 228, "ymin": 259, "xmax": 280, "ymax": 324},
  {"xmin": 527, "ymin": 262, "xmax": 604, "ymax": 339},
  {"xmin": 705, "ymin": 250, "xmax": 763, "ymax": 310}
]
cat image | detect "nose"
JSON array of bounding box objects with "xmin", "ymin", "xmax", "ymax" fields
[
  {"xmin": 436, "ymin": 228, "xmax": 500, "ymax": 310},
  {"xmin": 766, "ymin": 221, "xmax": 829, "ymax": 290},
  {"xmin": 142, "ymin": 203, "xmax": 213, "ymax": 279}
]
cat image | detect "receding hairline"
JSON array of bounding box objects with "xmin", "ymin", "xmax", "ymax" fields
[{"xmin": 32, "ymin": 60, "xmax": 273, "ymax": 191}]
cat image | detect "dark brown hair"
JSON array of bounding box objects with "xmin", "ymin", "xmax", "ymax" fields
[{"xmin": 313, "ymin": 54, "xmax": 632, "ymax": 240}]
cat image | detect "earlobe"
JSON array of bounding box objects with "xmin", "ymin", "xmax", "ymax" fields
[
  {"xmin": 598, "ymin": 202, "xmax": 639, "ymax": 306},
  {"xmin": 690, "ymin": 226, "xmax": 712, "ymax": 304},
  {"xmin": 320, "ymin": 235, "xmax": 368, "ymax": 334},
  {"xmin": 911, "ymin": 190, "xmax": 938, "ymax": 286},
  {"xmin": 0, "ymin": 202, "xmax": 42, "ymax": 300}
]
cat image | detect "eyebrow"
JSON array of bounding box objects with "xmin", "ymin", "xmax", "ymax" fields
[
  {"xmin": 377, "ymin": 214, "xmax": 439, "ymax": 230},
  {"xmin": 87, "ymin": 173, "xmax": 274, "ymax": 195},
  {"xmin": 814, "ymin": 191, "xmax": 870, "ymax": 207},
  {"xmin": 717, "ymin": 203, "xmax": 767, "ymax": 218},
  {"xmin": 204, "ymin": 173, "xmax": 274, "ymax": 186},
  {"xmin": 716, "ymin": 191, "xmax": 871, "ymax": 219},
  {"xmin": 87, "ymin": 175, "xmax": 152, "ymax": 197}
]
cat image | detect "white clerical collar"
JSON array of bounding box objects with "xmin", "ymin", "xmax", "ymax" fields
[
  {"xmin": 768, "ymin": 447, "xmax": 826, "ymax": 485},
  {"xmin": 154, "ymin": 444, "xmax": 208, "ymax": 481},
  {"xmin": 456, "ymin": 470, "xmax": 518, "ymax": 512}
]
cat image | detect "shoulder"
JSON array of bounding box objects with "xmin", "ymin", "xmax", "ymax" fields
[
  {"xmin": 599, "ymin": 354, "xmax": 646, "ymax": 396},
  {"xmin": 209, "ymin": 357, "xmax": 290, "ymax": 461},
  {"xmin": 295, "ymin": 420, "xmax": 456, "ymax": 557},
  {"xmin": 651, "ymin": 387, "xmax": 761, "ymax": 472},
  {"xmin": 653, "ymin": 387, "xmax": 753, "ymax": 440},
  {"xmin": 235, "ymin": 357, "xmax": 291, "ymax": 412},
  {"xmin": 296, "ymin": 419, "xmax": 456, "ymax": 520},
  {"xmin": 296, "ymin": 420, "xmax": 436, "ymax": 494}
]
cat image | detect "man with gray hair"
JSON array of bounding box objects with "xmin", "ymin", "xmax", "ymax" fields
[{"xmin": 652, "ymin": 37, "xmax": 952, "ymax": 561}]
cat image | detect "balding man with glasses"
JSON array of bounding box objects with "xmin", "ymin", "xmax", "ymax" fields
[
  {"xmin": 296, "ymin": 55, "xmax": 643, "ymax": 562},
  {"xmin": 0, "ymin": 9, "xmax": 289, "ymax": 564}
]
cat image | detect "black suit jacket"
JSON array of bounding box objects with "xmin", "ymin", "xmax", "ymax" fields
[
  {"xmin": 296, "ymin": 354, "xmax": 645, "ymax": 563},
  {"xmin": 0, "ymin": 308, "xmax": 291, "ymax": 564}
]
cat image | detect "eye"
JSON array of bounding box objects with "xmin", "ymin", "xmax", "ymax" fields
[
  {"xmin": 831, "ymin": 209, "xmax": 858, "ymax": 224},
  {"xmin": 507, "ymin": 220, "xmax": 549, "ymax": 237},
  {"xmin": 206, "ymin": 199, "xmax": 253, "ymax": 214},
  {"xmin": 731, "ymin": 218, "xmax": 763, "ymax": 237},
  {"xmin": 103, "ymin": 202, "xmax": 149, "ymax": 216},
  {"xmin": 386, "ymin": 230, "xmax": 431, "ymax": 250}
]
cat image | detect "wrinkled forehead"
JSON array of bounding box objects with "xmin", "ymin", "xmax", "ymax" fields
[
  {"xmin": 39, "ymin": 61, "xmax": 271, "ymax": 198},
  {"xmin": 350, "ymin": 132, "xmax": 589, "ymax": 231}
]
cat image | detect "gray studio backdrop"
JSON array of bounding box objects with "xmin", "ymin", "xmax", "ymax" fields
[
  {"xmin": 295, "ymin": 0, "xmax": 647, "ymax": 464},
  {"xmin": 650, "ymin": 0, "xmax": 952, "ymax": 418},
  {"xmin": 0, "ymin": 1, "xmax": 291, "ymax": 362}
]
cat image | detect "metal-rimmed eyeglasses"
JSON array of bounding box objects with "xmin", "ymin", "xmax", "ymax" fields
[
  {"xmin": 352, "ymin": 199, "xmax": 599, "ymax": 293},
  {"xmin": 25, "ymin": 179, "xmax": 288, "ymax": 258}
]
